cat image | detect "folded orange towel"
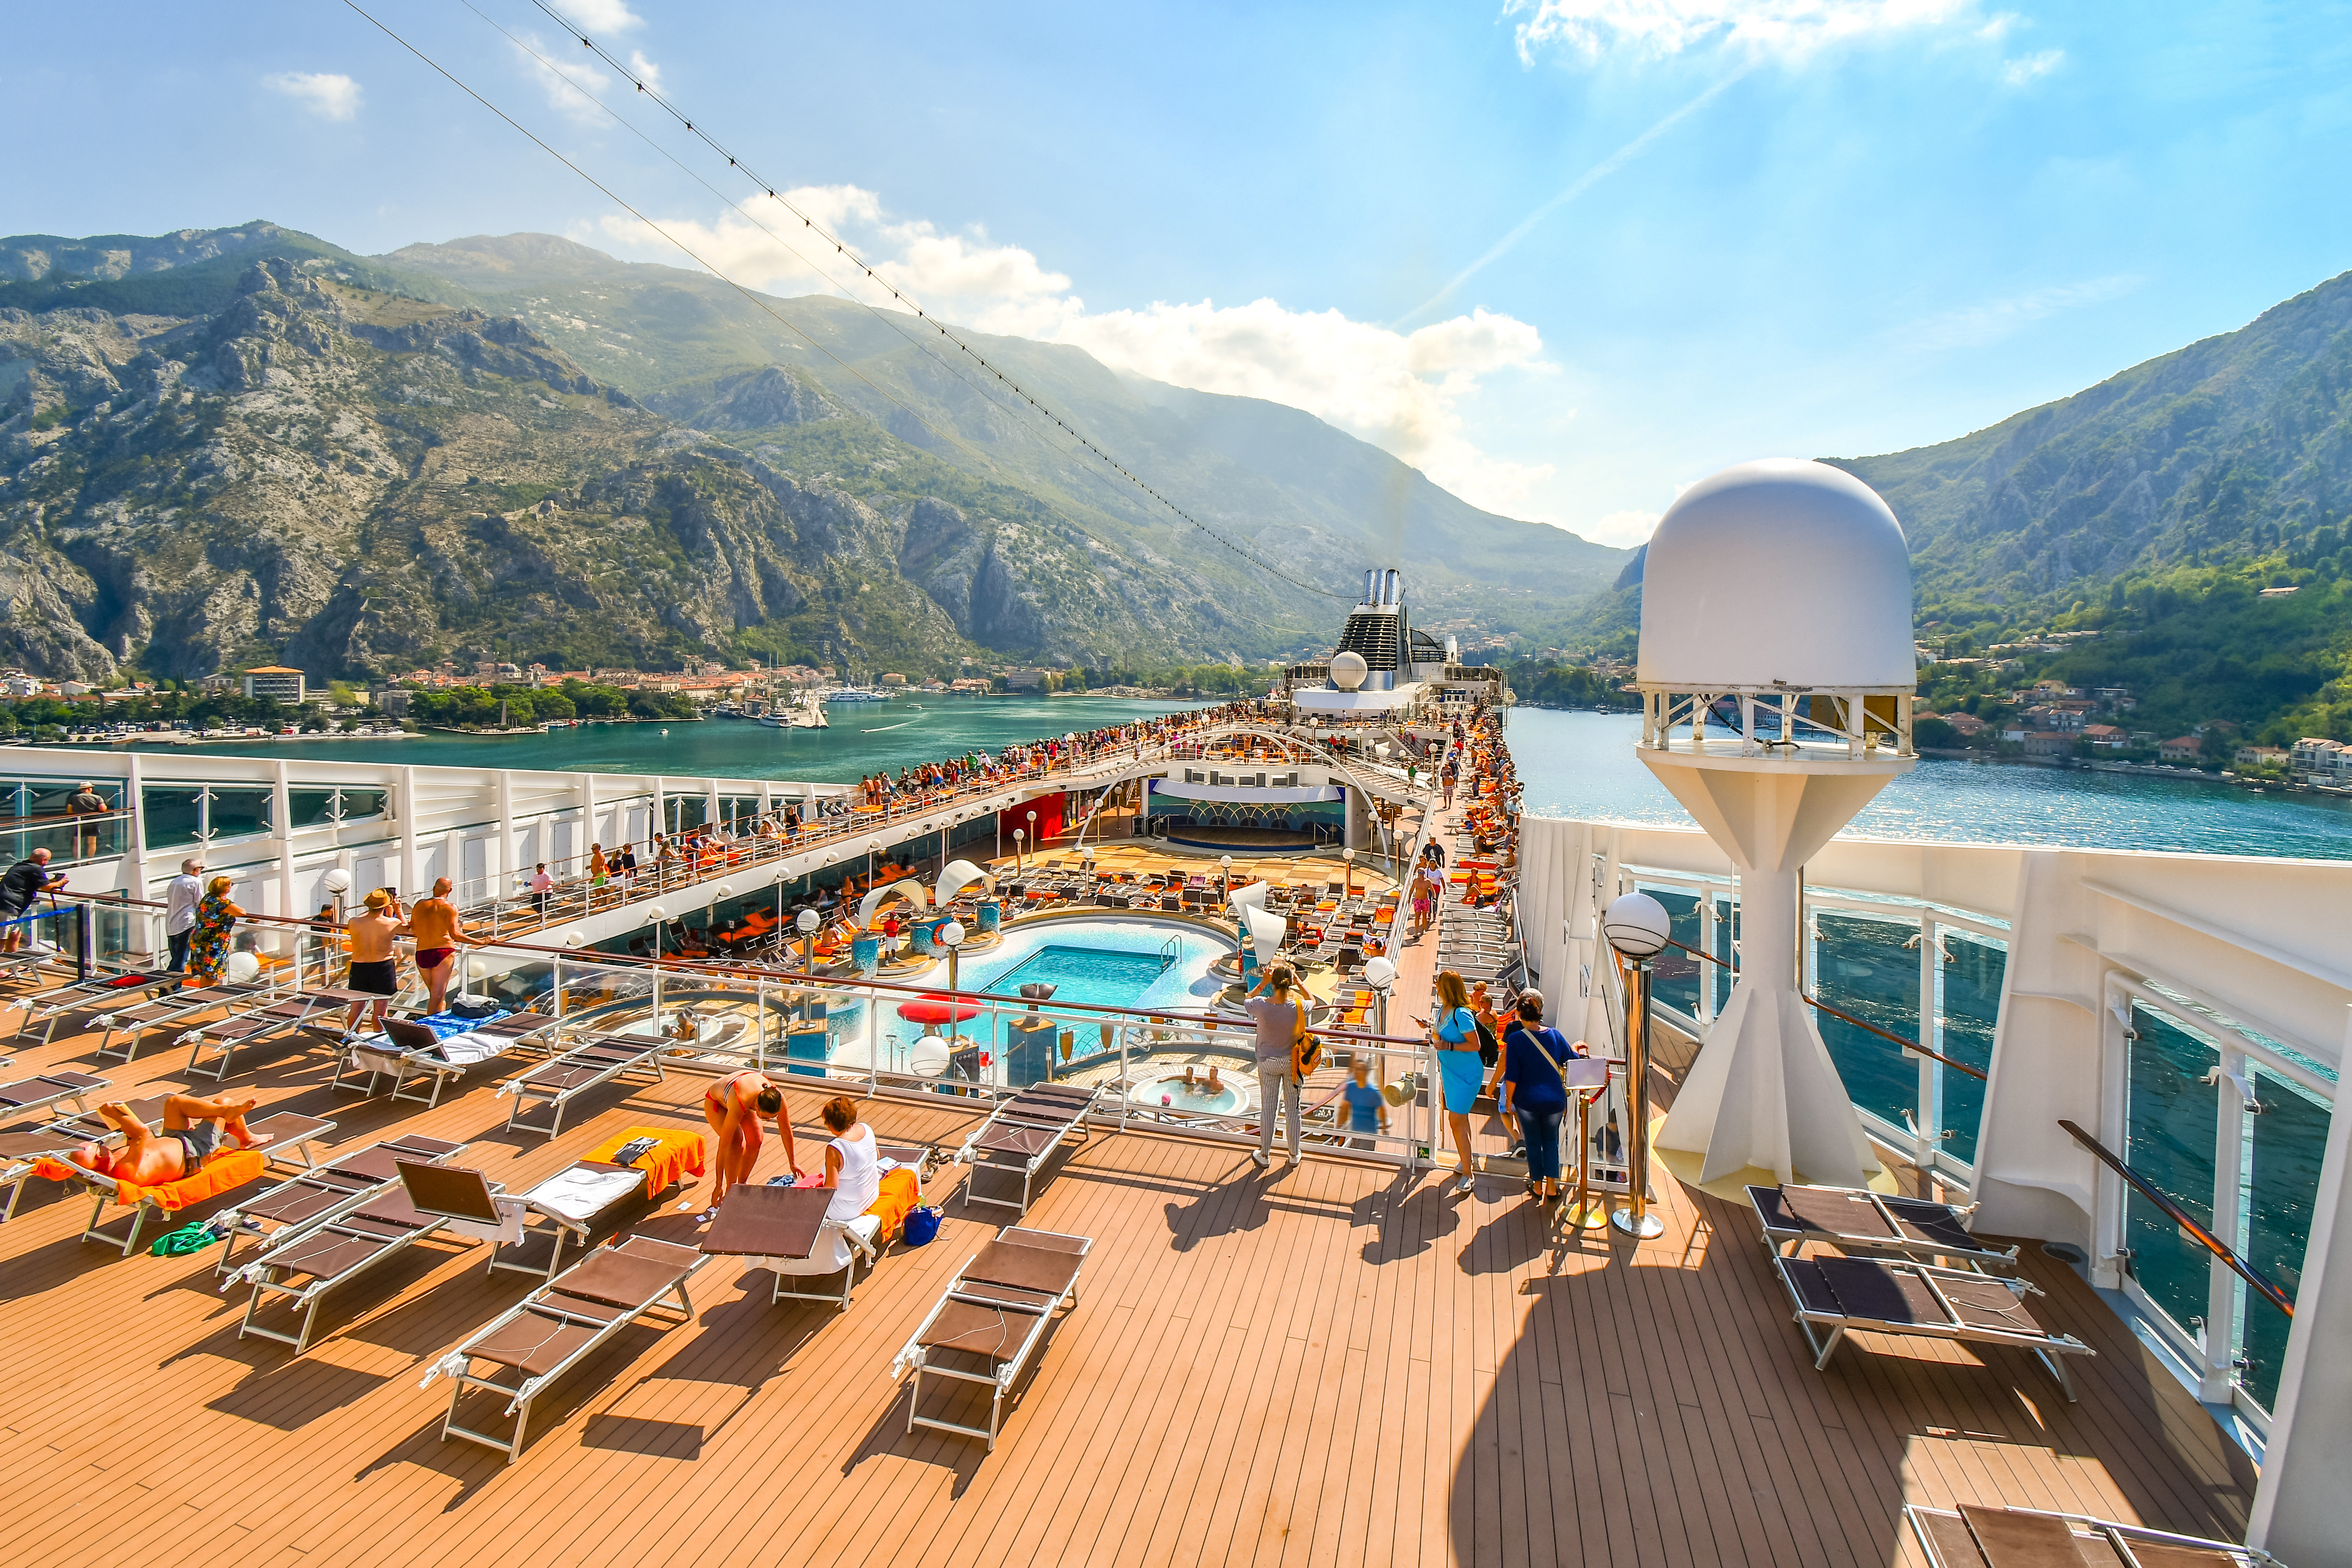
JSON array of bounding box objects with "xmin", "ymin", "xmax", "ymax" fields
[
  {"xmin": 35, "ymin": 1149, "xmax": 268, "ymax": 1209},
  {"xmin": 585, "ymin": 1126, "xmax": 707, "ymax": 1198},
  {"xmin": 862, "ymin": 1167, "xmax": 920, "ymax": 1241}
]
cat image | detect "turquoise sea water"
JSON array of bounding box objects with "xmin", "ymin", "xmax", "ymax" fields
[{"xmin": 1508, "ymin": 708, "xmax": 2352, "ymax": 861}]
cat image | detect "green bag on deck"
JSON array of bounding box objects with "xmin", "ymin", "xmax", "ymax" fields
[{"xmin": 150, "ymin": 1221, "xmax": 225, "ymax": 1257}]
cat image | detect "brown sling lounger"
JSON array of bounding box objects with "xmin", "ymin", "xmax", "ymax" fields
[
  {"xmin": 422, "ymin": 1234, "xmax": 708, "ymax": 1462},
  {"xmin": 1771, "ymin": 1251, "xmax": 2093, "ymax": 1399},
  {"xmin": 890, "ymin": 1225, "xmax": 1092, "ymax": 1450},
  {"xmin": 955, "ymin": 1082, "xmax": 1100, "ymax": 1219},
  {"xmin": 1748, "ymin": 1181, "xmax": 2019, "ymax": 1271},
  {"xmin": 1904, "ymin": 1503, "xmax": 2276, "ymax": 1566}
]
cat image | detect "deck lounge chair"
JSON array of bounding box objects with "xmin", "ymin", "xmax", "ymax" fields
[
  {"xmin": 67, "ymin": 1109, "xmax": 338, "ymax": 1255},
  {"xmin": 333, "ymin": 1013, "xmax": 559, "ymax": 1105},
  {"xmin": 956, "ymin": 1082, "xmax": 1100, "ymax": 1219},
  {"xmin": 180, "ymin": 988, "xmax": 379, "ymax": 1080},
  {"xmin": 1904, "ymin": 1503, "xmax": 2275, "ymax": 1566},
  {"xmin": 1747, "ymin": 1182, "xmax": 2018, "ymax": 1271},
  {"xmin": 889, "ymin": 1225, "xmax": 1091, "ymax": 1450},
  {"xmin": 0, "ymin": 1095, "xmax": 168, "ymax": 1223},
  {"xmin": 0, "ymin": 1068, "xmax": 109, "ymax": 1127},
  {"xmin": 423, "ymin": 1235, "xmax": 709, "ymax": 1462},
  {"xmin": 4, "ymin": 969, "xmax": 177, "ymax": 1046},
  {"xmin": 212, "ymin": 1132, "xmax": 469, "ymax": 1277},
  {"xmin": 698, "ymin": 1182, "xmax": 877, "ymax": 1307},
  {"xmin": 1768, "ymin": 1250, "xmax": 2093, "ymax": 1399},
  {"xmin": 91, "ymin": 984, "xmax": 269, "ymax": 1062},
  {"xmin": 495, "ymin": 1031, "xmax": 669, "ymax": 1138},
  {"xmin": 489, "ymin": 1158, "xmax": 670, "ymax": 1284},
  {"xmin": 229, "ymin": 1156, "xmax": 486, "ymax": 1352}
]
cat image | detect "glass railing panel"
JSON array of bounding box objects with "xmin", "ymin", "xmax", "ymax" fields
[
  {"xmin": 1812, "ymin": 910, "xmax": 1920, "ymax": 1134},
  {"xmin": 2240, "ymin": 1066, "xmax": 2330, "ymax": 1412},
  {"xmin": 2125, "ymin": 1004, "xmax": 2221, "ymax": 1347},
  {"xmin": 1640, "ymin": 885, "xmax": 1702, "ymax": 1020},
  {"xmin": 207, "ymin": 787, "xmax": 274, "ymax": 841},
  {"xmin": 1938, "ymin": 931, "xmax": 2005, "ymax": 1166},
  {"xmin": 142, "ymin": 785, "xmax": 205, "ymax": 850}
]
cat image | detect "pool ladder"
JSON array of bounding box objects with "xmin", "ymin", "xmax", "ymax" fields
[{"xmin": 1156, "ymin": 936, "xmax": 1180, "ymax": 972}]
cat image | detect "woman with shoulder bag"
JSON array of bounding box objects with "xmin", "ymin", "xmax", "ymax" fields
[
  {"xmin": 1497, "ymin": 988, "xmax": 1583, "ymax": 1203},
  {"xmin": 1418, "ymin": 970, "xmax": 1484, "ymax": 1195}
]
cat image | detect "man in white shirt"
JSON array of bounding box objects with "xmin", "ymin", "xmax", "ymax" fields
[{"xmin": 164, "ymin": 858, "xmax": 204, "ymax": 972}]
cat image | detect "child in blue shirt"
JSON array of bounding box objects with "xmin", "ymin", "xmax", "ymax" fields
[{"xmin": 1341, "ymin": 1056, "xmax": 1388, "ymax": 1149}]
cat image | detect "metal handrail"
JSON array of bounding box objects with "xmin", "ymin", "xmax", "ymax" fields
[
  {"xmin": 1655, "ymin": 931, "xmax": 1990, "ymax": 1082},
  {"xmin": 2059, "ymin": 1118, "xmax": 2293, "ymax": 1318}
]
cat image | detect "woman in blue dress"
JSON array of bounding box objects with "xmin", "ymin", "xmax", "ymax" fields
[{"xmin": 1421, "ymin": 969, "xmax": 1484, "ymax": 1195}]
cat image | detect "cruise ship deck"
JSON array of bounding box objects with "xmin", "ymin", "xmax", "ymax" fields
[{"xmin": 0, "ymin": 959, "xmax": 2251, "ymax": 1568}]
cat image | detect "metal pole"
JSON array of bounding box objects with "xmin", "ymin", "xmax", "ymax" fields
[
  {"xmin": 1569, "ymin": 1087, "xmax": 1608, "ymax": 1230},
  {"xmin": 1611, "ymin": 957, "xmax": 1663, "ymax": 1239}
]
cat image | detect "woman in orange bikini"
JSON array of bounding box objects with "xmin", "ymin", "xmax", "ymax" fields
[{"xmin": 693, "ymin": 1070, "xmax": 802, "ymax": 1220}]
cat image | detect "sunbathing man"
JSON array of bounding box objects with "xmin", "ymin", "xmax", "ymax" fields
[
  {"xmin": 68, "ymin": 1095, "xmax": 272, "ymax": 1185},
  {"xmin": 692, "ymin": 1069, "xmax": 802, "ymax": 1220}
]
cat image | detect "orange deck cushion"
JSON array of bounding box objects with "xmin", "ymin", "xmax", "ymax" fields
[
  {"xmin": 585, "ymin": 1126, "xmax": 707, "ymax": 1198},
  {"xmin": 862, "ymin": 1166, "xmax": 921, "ymax": 1239}
]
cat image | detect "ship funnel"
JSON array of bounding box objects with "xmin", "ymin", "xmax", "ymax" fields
[
  {"xmin": 1382, "ymin": 569, "xmax": 1401, "ymax": 606},
  {"xmin": 1362, "ymin": 569, "xmax": 1379, "ymax": 607}
]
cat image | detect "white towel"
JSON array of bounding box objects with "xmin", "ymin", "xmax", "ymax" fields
[
  {"xmin": 525, "ymin": 1166, "xmax": 645, "ymax": 1222},
  {"xmin": 438, "ymin": 1195, "xmax": 527, "ymax": 1245}
]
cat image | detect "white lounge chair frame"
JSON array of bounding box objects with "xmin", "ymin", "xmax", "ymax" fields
[
  {"xmin": 890, "ymin": 1225, "xmax": 1091, "ymax": 1451},
  {"xmin": 212, "ymin": 1133, "xmax": 469, "ymax": 1278},
  {"xmin": 72, "ymin": 1111, "xmax": 338, "ymax": 1255},
  {"xmin": 423, "ymin": 1236, "xmax": 708, "ymax": 1463},
  {"xmin": 232, "ymin": 1189, "xmax": 462, "ymax": 1353},
  {"xmin": 0, "ymin": 1068, "xmax": 109, "ymax": 1127},
  {"xmin": 495, "ymin": 1032, "xmax": 669, "ymax": 1138},
  {"xmin": 1768, "ymin": 1249, "xmax": 2093, "ymax": 1400},
  {"xmin": 955, "ymin": 1083, "xmax": 1100, "ymax": 1219},
  {"xmin": 91, "ymin": 984, "xmax": 271, "ymax": 1062},
  {"xmin": 4, "ymin": 970, "xmax": 176, "ymax": 1047},
  {"xmin": 1903, "ymin": 1504, "xmax": 2278, "ymax": 1567}
]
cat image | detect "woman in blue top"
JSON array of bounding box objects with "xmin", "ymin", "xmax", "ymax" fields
[
  {"xmin": 1498, "ymin": 989, "xmax": 1582, "ymax": 1203},
  {"xmin": 1419, "ymin": 970, "xmax": 1484, "ymax": 1195}
]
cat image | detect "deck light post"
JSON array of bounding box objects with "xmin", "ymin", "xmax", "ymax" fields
[
  {"xmin": 1363, "ymin": 954, "xmax": 1395, "ymax": 1037},
  {"xmin": 1603, "ymin": 891, "xmax": 1671, "ymax": 1240},
  {"xmin": 1220, "ymin": 854, "xmax": 1233, "ymax": 901},
  {"xmin": 798, "ymin": 906, "xmax": 819, "ymax": 971},
  {"xmin": 1343, "ymin": 846, "xmax": 1356, "ymax": 896},
  {"xmin": 939, "ymin": 920, "xmax": 966, "ymax": 1046},
  {"xmin": 1013, "ymin": 828, "xmax": 1025, "ymax": 873},
  {"xmin": 1026, "ymin": 809, "xmax": 1037, "ymax": 857},
  {"xmin": 866, "ymin": 837, "xmax": 881, "ymax": 883}
]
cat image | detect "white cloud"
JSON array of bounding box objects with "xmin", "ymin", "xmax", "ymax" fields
[
  {"xmin": 1902, "ymin": 273, "xmax": 2142, "ymax": 352},
  {"xmin": 1506, "ymin": 0, "xmax": 1978, "ymax": 63},
  {"xmin": 264, "ymin": 71, "xmax": 362, "ymax": 121},
  {"xmin": 627, "ymin": 49, "xmax": 663, "ymax": 93},
  {"xmin": 1591, "ymin": 509, "xmax": 1663, "ymax": 547},
  {"xmin": 2000, "ymin": 48, "xmax": 2064, "ymax": 85},
  {"xmin": 562, "ymin": 0, "xmax": 643, "ymax": 32},
  {"xmin": 1976, "ymin": 11, "xmax": 2020, "ymax": 40},
  {"xmin": 595, "ymin": 194, "xmax": 1558, "ymax": 518}
]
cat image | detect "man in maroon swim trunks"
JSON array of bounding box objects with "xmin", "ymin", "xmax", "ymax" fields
[{"xmin": 397, "ymin": 877, "xmax": 476, "ymax": 1015}]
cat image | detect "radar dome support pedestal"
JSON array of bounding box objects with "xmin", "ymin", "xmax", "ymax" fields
[{"xmin": 1631, "ymin": 459, "xmax": 1918, "ymax": 1190}]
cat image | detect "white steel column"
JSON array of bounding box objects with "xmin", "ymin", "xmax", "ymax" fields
[
  {"xmin": 271, "ymin": 759, "xmax": 295, "ymax": 935},
  {"xmin": 496, "ymin": 769, "xmax": 517, "ymax": 896},
  {"xmin": 397, "ymin": 766, "xmax": 420, "ymax": 896}
]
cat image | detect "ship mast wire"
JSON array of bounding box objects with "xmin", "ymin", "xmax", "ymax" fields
[
  {"xmin": 341, "ymin": 0, "xmax": 1344, "ymax": 632},
  {"xmin": 461, "ymin": 1, "xmax": 1057, "ymax": 450},
  {"xmin": 521, "ymin": 0, "xmax": 1356, "ymax": 603}
]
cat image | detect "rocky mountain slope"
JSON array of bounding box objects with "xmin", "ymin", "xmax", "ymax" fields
[
  {"xmin": 0, "ymin": 252, "xmax": 1219, "ymax": 682},
  {"xmin": 1829, "ymin": 268, "xmax": 2352, "ymax": 619}
]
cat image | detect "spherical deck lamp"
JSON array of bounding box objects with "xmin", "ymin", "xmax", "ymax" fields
[
  {"xmin": 1012, "ymin": 827, "xmax": 1025, "ymax": 872},
  {"xmin": 1363, "ymin": 953, "xmax": 1397, "ymax": 1037},
  {"xmin": 1603, "ymin": 891, "xmax": 1672, "ymax": 1240},
  {"xmin": 1220, "ymin": 853, "xmax": 1233, "ymax": 900},
  {"xmin": 1342, "ymin": 845, "xmax": 1356, "ymax": 896},
  {"xmin": 939, "ymin": 920, "xmax": 967, "ymax": 1036},
  {"xmin": 1636, "ymin": 458, "xmax": 1914, "ymax": 1190}
]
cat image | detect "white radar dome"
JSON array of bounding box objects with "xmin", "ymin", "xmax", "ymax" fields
[
  {"xmin": 1634, "ymin": 459, "xmax": 1914, "ymax": 691},
  {"xmin": 1329, "ymin": 651, "xmax": 1368, "ymax": 691}
]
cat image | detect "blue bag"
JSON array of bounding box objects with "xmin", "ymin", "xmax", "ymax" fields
[{"xmin": 901, "ymin": 1206, "xmax": 942, "ymax": 1247}]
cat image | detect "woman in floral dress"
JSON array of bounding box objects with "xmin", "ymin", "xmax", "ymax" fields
[{"xmin": 187, "ymin": 877, "xmax": 244, "ymax": 983}]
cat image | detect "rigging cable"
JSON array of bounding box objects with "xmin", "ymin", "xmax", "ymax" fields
[
  {"xmin": 462, "ymin": 0, "xmax": 1057, "ymax": 448},
  {"xmin": 522, "ymin": 0, "xmax": 1354, "ymax": 602}
]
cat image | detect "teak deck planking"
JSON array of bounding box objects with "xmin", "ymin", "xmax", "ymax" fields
[{"xmin": 0, "ymin": 939, "xmax": 2253, "ymax": 1568}]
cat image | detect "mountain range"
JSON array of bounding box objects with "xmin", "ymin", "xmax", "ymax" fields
[
  {"xmin": 4, "ymin": 220, "xmax": 2349, "ymax": 692},
  {"xmin": 0, "ymin": 222, "xmax": 1623, "ymax": 683}
]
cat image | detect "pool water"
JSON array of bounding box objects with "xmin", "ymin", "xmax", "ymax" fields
[{"xmin": 993, "ymin": 946, "xmax": 1176, "ymax": 1008}]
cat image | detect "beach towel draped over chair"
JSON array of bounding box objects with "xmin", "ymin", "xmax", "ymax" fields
[
  {"xmin": 46, "ymin": 1110, "xmax": 335, "ymax": 1255},
  {"xmin": 488, "ymin": 1128, "xmax": 704, "ymax": 1285},
  {"xmin": 890, "ymin": 1225, "xmax": 1091, "ymax": 1450},
  {"xmin": 425, "ymin": 1235, "xmax": 708, "ymax": 1463}
]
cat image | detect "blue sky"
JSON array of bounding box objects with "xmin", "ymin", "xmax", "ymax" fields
[{"xmin": 14, "ymin": 1, "xmax": 2352, "ymax": 544}]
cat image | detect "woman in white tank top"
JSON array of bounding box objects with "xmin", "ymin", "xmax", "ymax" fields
[{"xmin": 818, "ymin": 1095, "xmax": 880, "ymax": 1221}]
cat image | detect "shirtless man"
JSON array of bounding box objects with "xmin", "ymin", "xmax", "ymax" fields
[
  {"xmin": 68, "ymin": 1094, "xmax": 272, "ymax": 1185},
  {"xmin": 691, "ymin": 1069, "xmax": 802, "ymax": 1220},
  {"xmin": 342, "ymin": 888, "xmax": 404, "ymax": 1033},
  {"xmin": 397, "ymin": 877, "xmax": 477, "ymax": 1015}
]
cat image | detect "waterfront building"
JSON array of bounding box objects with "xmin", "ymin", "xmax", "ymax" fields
[{"xmin": 240, "ymin": 665, "xmax": 307, "ymax": 702}]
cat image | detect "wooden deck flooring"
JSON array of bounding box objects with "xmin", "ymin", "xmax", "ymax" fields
[{"xmin": 0, "ymin": 979, "xmax": 2254, "ymax": 1568}]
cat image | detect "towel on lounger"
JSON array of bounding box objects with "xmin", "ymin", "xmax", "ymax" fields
[
  {"xmin": 861, "ymin": 1167, "xmax": 920, "ymax": 1241},
  {"xmin": 585, "ymin": 1125, "xmax": 705, "ymax": 1197},
  {"xmin": 35, "ymin": 1148, "xmax": 267, "ymax": 1210}
]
